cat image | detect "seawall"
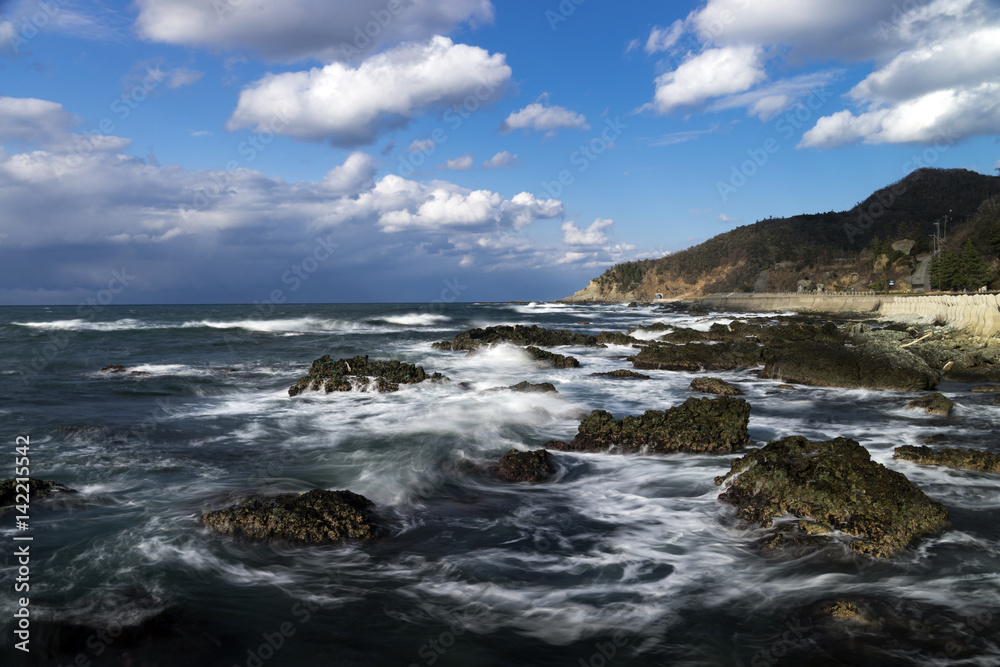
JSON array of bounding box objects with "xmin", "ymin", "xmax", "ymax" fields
[{"xmin": 696, "ymin": 293, "xmax": 1000, "ymax": 338}]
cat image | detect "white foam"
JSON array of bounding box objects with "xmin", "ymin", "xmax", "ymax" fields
[{"xmin": 379, "ymin": 313, "xmax": 451, "ymax": 326}]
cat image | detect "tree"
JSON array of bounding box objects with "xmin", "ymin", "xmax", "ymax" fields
[
  {"xmin": 930, "ymin": 248, "xmax": 960, "ymax": 290},
  {"xmin": 958, "ymin": 238, "xmax": 990, "ymax": 290}
]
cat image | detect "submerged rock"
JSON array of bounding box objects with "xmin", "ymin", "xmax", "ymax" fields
[
  {"xmin": 690, "ymin": 377, "xmax": 744, "ymax": 396},
  {"xmin": 546, "ymin": 396, "xmax": 750, "ymax": 455},
  {"xmin": 590, "ymin": 369, "xmax": 652, "ymax": 380},
  {"xmin": 491, "ymin": 449, "xmax": 557, "ymax": 483},
  {"xmin": 0, "ymin": 478, "xmax": 77, "ymax": 507},
  {"xmin": 288, "ymin": 354, "xmax": 446, "ymax": 396},
  {"xmin": 525, "ymin": 346, "xmax": 580, "ymax": 368},
  {"xmin": 101, "ymin": 364, "xmax": 128, "ymax": 373},
  {"xmin": 716, "ymin": 436, "xmax": 949, "ymax": 558},
  {"xmin": 894, "ymin": 445, "xmax": 1000, "ymax": 473},
  {"xmin": 433, "ymin": 325, "xmax": 598, "ymax": 351},
  {"xmin": 485, "ymin": 381, "xmax": 560, "ymax": 395},
  {"xmin": 201, "ymin": 489, "xmax": 379, "ymax": 544},
  {"xmin": 905, "ymin": 393, "xmax": 955, "ymax": 416}
]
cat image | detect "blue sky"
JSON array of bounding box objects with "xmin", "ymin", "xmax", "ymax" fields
[{"xmin": 1, "ymin": 0, "xmax": 998, "ymax": 304}]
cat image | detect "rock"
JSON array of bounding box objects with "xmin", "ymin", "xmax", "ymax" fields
[
  {"xmin": 760, "ymin": 341, "xmax": 939, "ymax": 391},
  {"xmin": 0, "ymin": 478, "xmax": 77, "ymax": 507},
  {"xmin": 546, "ymin": 396, "xmax": 750, "ymax": 455},
  {"xmin": 288, "ymin": 354, "xmax": 446, "ymax": 396},
  {"xmin": 200, "ymin": 489, "xmax": 379, "ymax": 543},
  {"xmin": 485, "ymin": 381, "xmax": 560, "ymax": 395},
  {"xmin": 525, "ymin": 346, "xmax": 580, "ymax": 368},
  {"xmin": 627, "ymin": 322, "xmax": 672, "ymax": 337},
  {"xmin": 595, "ymin": 331, "xmax": 642, "ymax": 346},
  {"xmin": 433, "ymin": 325, "xmax": 598, "ymax": 351},
  {"xmin": 995, "ymin": 394, "xmax": 1000, "ymax": 406},
  {"xmin": 905, "ymin": 393, "xmax": 955, "ymax": 416},
  {"xmin": 632, "ymin": 340, "xmax": 763, "ymax": 372},
  {"xmin": 590, "ymin": 369, "xmax": 652, "ymax": 380},
  {"xmin": 100, "ymin": 364, "xmax": 128, "ymax": 373},
  {"xmin": 972, "ymin": 385, "xmax": 1000, "ymax": 393},
  {"xmin": 894, "ymin": 445, "xmax": 1000, "ymax": 473},
  {"xmin": 627, "ymin": 301, "xmax": 640, "ymax": 308},
  {"xmin": 690, "ymin": 377, "xmax": 744, "ymax": 396},
  {"xmin": 491, "ymin": 449, "xmax": 557, "ymax": 483},
  {"xmin": 919, "ymin": 434, "xmax": 949, "ymax": 445},
  {"xmin": 716, "ymin": 436, "xmax": 949, "ymax": 558},
  {"xmin": 777, "ymin": 384, "xmax": 797, "ymax": 390}
]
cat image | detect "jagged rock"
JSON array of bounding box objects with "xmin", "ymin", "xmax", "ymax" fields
[
  {"xmin": 633, "ymin": 340, "xmax": 763, "ymax": 372},
  {"xmin": 525, "ymin": 346, "xmax": 580, "ymax": 368},
  {"xmin": 627, "ymin": 322, "xmax": 672, "ymax": 337},
  {"xmin": 972, "ymin": 385, "xmax": 1000, "ymax": 393},
  {"xmin": 485, "ymin": 381, "xmax": 560, "ymax": 395},
  {"xmin": 716, "ymin": 436, "xmax": 949, "ymax": 558},
  {"xmin": 590, "ymin": 369, "xmax": 651, "ymax": 380},
  {"xmin": 433, "ymin": 325, "xmax": 598, "ymax": 351},
  {"xmin": 894, "ymin": 445, "xmax": 1000, "ymax": 473},
  {"xmin": 491, "ymin": 449, "xmax": 557, "ymax": 483},
  {"xmin": 288, "ymin": 354, "xmax": 446, "ymax": 396},
  {"xmin": 101, "ymin": 364, "xmax": 128, "ymax": 373},
  {"xmin": 0, "ymin": 478, "xmax": 77, "ymax": 507},
  {"xmin": 777, "ymin": 384, "xmax": 797, "ymax": 390},
  {"xmin": 200, "ymin": 489, "xmax": 379, "ymax": 543},
  {"xmin": 595, "ymin": 331, "xmax": 642, "ymax": 346},
  {"xmin": 759, "ymin": 341, "xmax": 939, "ymax": 391},
  {"xmin": 905, "ymin": 393, "xmax": 955, "ymax": 416},
  {"xmin": 690, "ymin": 377, "xmax": 744, "ymax": 396},
  {"xmin": 546, "ymin": 396, "xmax": 750, "ymax": 455}
]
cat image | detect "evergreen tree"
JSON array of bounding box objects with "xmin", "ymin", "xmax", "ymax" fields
[
  {"xmin": 958, "ymin": 238, "xmax": 989, "ymax": 290},
  {"xmin": 930, "ymin": 248, "xmax": 960, "ymax": 290}
]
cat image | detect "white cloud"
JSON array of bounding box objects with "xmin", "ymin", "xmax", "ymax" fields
[
  {"xmin": 445, "ymin": 155, "xmax": 473, "ymax": 170},
  {"xmin": 0, "ymin": 96, "xmax": 131, "ymax": 153},
  {"xmin": 717, "ymin": 213, "xmax": 741, "ymax": 223},
  {"xmin": 500, "ymin": 102, "xmax": 589, "ymax": 135},
  {"xmin": 321, "ymin": 152, "xmax": 377, "ymax": 194},
  {"xmin": 408, "ymin": 138, "xmax": 436, "ymax": 152},
  {"xmin": 227, "ymin": 36, "xmax": 511, "ymax": 147},
  {"xmin": 165, "ymin": 67, "xmax": 205, "ymax": 89},
  {"xmin": 501, "ymin": 192, "xmax": 563, "ymax": 230},
  {"xmin": 645, "ymin": 21, "xmax": 685, "ymax": 54},
  {"xmin": 134, "ymin": 0, "xmax": 495, "ymax": 62},
  {"xmin": 561, "ymin": 218, "xmax": 614, "ymax": 246},
  {"xmin": 483, "ymin": 150, "xmax": 517, "ymax": 168},
  {"xmin": 651, "ymin": 47, "xmax": 765, "ymax": 114}
]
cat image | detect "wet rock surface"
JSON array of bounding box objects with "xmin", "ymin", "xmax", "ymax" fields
[
  {"xmin": 690, "ymin": 377, "xmax": 744, "ymax": 396},
  {"xmin": 546, "ymin": 396, "xmax": 750, "ymax": 455},
  {"xmin": 894, "ymin": 445, "xmax": 1000, "ymax": 473},
  {"xmin": 759, "ymin": 341, "xmax": 939, "ymax": 391},
  {"xmin": 716, "ymin": 436, "xmax": 949, "ymax": 558},
  {"xmin": 491, "ymin": 449, "xmax": 557, "ymax": 483},
  {"xmin": 525, "ymin": 346, "xmax": 580, "ymax": 368},
  {"xmin": 288, "ymin": 354, "xmax": 446, "ymax": 396},
  {"xmin": 632, "ymin": 340, "xmax": 763, "ymax": 372},
  {"xmin": 433, "ymin": 325, "xmax": 599, "ymax": 351},
  {"xmin": 200, "ymin": 489, "xmax": 379, "ymax": 544},
  {"xmin": 0, "ymin": 478, "xmax": 77, "ymax": 507},
  {"xmin": 590, "ymin": 369, "xmax": 652, "ymax": 380},
  {"xmin": 905, "ymin": 392, "xmax": 955, "ymax": 416},
  {"xmin": 484, "ymin": 381, "xmax": 560, "ymax": 395}
]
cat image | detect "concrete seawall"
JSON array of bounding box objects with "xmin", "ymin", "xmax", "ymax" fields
[{"xmin": 697, "ymin": 293, "xmax": 1000, "ymax": 338}]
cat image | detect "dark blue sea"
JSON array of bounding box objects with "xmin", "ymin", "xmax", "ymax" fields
[{"xmin": 1, "ymin": 303, "xmax": 999, "ymax": 666}]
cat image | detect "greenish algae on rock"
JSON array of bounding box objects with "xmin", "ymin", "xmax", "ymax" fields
[
  {"xmin": 690, "ymin": 377, "xmax": 744, "ymax": 396},
  {"xmin": 491, "ymin": 449, "xmax": 557, "ymax": 483},
  {"xmin": 288, "ymin": 354, "xmax": 446, "ymax": 396},
  {"xmin": 894, "ymin": 445, "xmax": 1000, "ymax": 473},
  {"xmin": 905, "ymin": 393, "xmax": 955, "ymax": 416}
]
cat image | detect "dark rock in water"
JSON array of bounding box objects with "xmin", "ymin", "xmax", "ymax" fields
[
  {"xmin": 633, "ymin": 340, "xmax": 763, "ymax": 372},
  {"xmin": 200, "ymin": 489, "xmax": 379, "ymax": 543},
  {"xmin": 627, "ymin": 322, "xmax": 672, "ymax": 337},
  {"xmin": 590, "ymin": 369, "xmax": 651, "ymax": 380},
  {"xmin": 759, "ymin": 341, "xmax": 939, "ymax": 391},
  {"xmin": 996, "ymin": 394, "xmax": 1000, "ymax": 406},
  {"xmin": 894, "ymin": 445, "xmax": 1000, "ymax": 473},
  {"xmin": 100, "ymin": 364, "xmax": 128, "ymax": 373},
  {"xmin": 690, "ymin": 377, "xmax": 744, "ymax": 396},
  {"xmin": 485, "ymin": 381, "xmax": 560, "ymax": 395},
  {"xmin": 654, "ymin": 326, "xmax": 704, "ymax": 343},
  {"xmin": 918, "ymin": 433, "xmax": 949, "ymax": 445},
  {"xmin": 716, "ymin": 436, "xmax": 949, "ymax": 558},
  {"xmin": 971, "ymin": 385, "xmax": 1000, "ymax": 393},
  {"xmin": 595, "ymin": 331, "xmax": 642, "ymax": 346},
  {"xmin": 905, "ymin": 393, "xmax": 954, "ymax": 416},
  {"xmin": 288, "ymin": 354, "xmax": 446, "ymax": 396},
  {"xmin": 776, "ymin": 384, "xmax": 796, "ymax": 390},
  {"xmin": 0, "ymin": 478, "xmax": 76, "ymax": 507},
  {"xmin": 546, "ymin": 396, "xmax": 750, "ymax": 455},
  {"xmin": 627, "ymin": 301, "xmax": 640, "ymax": 308},
  {"xmin": 433, "ymin": 325, "xmax": 598, "ymax": 351},
  {"xmin": 491, "ymin": 449, "xmax": 557, "ymax": 483},
  {"xmin": 525, "ymin": 346, "xmax": 580, "ymax": 368}
]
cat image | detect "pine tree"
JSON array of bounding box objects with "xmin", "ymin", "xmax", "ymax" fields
[
  {"xmin": 930, "ymin": 247, "xmax": 960, "ymax": 290},
  {"xmin": 958, "ymin": 238, "xmax": 989, "ymax": 290}
]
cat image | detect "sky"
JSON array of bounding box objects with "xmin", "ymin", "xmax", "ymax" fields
[{"xmin": 1, "ymin": 0, "xmax": 999, "ymax": 305}]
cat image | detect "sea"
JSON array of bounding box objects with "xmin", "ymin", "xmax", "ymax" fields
[{"xmin": 1, "ymin": 302, "xmax": 999, "ymax": 666}]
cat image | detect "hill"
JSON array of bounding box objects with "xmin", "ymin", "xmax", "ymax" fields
[{"xmin": 564, "ymin": 168, "xmax": 1000, "ymax": 301}]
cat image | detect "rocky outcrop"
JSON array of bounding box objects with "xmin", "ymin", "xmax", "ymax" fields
[
  {"xmin": 590, "ymin": 369, "xmax": 651, "ymax": 380},
  {"xmin": 200, "ymin": 489, "xmax": 379, "ymax": 543},
  {"xmin": 491, "ymin": 449, "xmax": 557, "ymax": 483},
  {"xmin": 595, "ymin": 331, "xmax": 642, "ymax": 346},
  {"xmin": 905, "ymin": 393, "xmax": 955, "ymax": 416},
  {"xmin": 894, "ymin": 445, "xmax": 1000, "ymax": 473},
  {"xmin": 525, "ymin": 346, "xmax": 580, "ymax": 368},
  {"xmin": 485, "ymin": 381, "xmax": 560, "ymax": 395},
  {"xmin": 0, "ymin": 478, "xmax": 77, "ymax": 507},
  {"xmin": 759, "ymin": 342, "xmax": 939, "ymax": 391},
  {"xmin": 632, "ymin": 340, "xmax": 763, "ymax": 372},
  {"xmin": 288, "ymin": 355, "xmax": 446, "ymax": 396},
  {"xmin": 716, "ymin": 436, "xmax": 949, "ymax": 557},
  {"xmin": 690, "ymin": 377, "xmax": 744, "ymax": 396},
  {"xmin": 546, "ymin": 396, "xmax": 750, "ymax": 455},
  {"xmin": 433, "ymin": 325, "xmax": 598, "ymax": 351}
]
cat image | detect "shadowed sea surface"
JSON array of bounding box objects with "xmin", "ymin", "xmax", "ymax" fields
[{"xmin": 1, "ymin": 302, "xmax": 999, "ymax": 666}]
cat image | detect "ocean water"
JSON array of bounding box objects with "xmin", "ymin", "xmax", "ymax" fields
[{"xmin": 1, "ymin": 302, "xmax": 999, "ymax": 666}]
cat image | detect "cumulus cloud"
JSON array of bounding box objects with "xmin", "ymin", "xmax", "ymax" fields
[
  {"xmin": 227, "ymin": 36, "xmax": 511, "ymax": 147},
  {"xmin": 445, "ymin": 155, "xmax": 473, "ymax": 170},
  {"xmin": 500, "ymin": 102, "xmax": 589, "ymax": 135},
  {"xmin": 501, "ymin": 192, "xmax": 563, "ymax": 230},
  {"xmin": 561, "ymin": 218, "xmax": 614, "ymax": 246},
  {"xmin": 0, "ymin": 96, "xmax": 131, "ymax": 153},
  {"xmin": 320, "ymin": 152, "xmax": 377, "ymax": 194},
  {"xmin": 134, "ymin": 0, "xmax": 495, "ymax": 62},
  {"xmin": 483, "ymin": 150, "xmax": 517, "ymax": 168},
  {"xmin": 645, "ymin": 21, "xmax": 685, "ymax": 54},
  {"xmin": 651, "ymin": 46, "xmax": 765, "ymax": 114}
]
